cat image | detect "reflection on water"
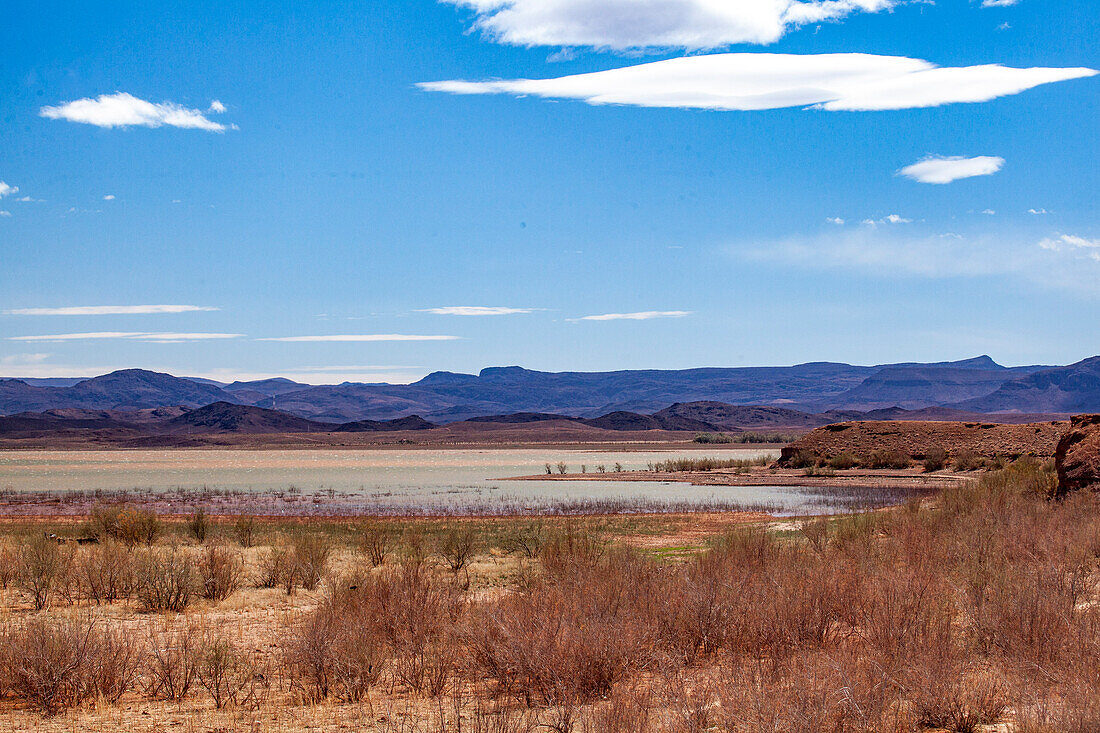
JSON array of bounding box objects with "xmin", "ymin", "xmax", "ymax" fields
[{"xmin": 0, "ymin": 448, "xmax": 897, "ymax": 515}]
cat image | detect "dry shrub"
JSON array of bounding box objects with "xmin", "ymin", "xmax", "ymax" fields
[
  {"xmin": 466, "ymin": 551, "xmax": 664, "ymax": 704},
  {"xmin": 187, "ymin": 507, "xmax": 211, "ymax": 544},
  {"xmin": 501, "ymin": 520, "xmax": 547, "ymax": 559},
  {"xmin": 232, "ymin": 515, "xmax": 257, "ymax": 547},
  {"xmin": 292, "ymin": 534, "xmax": 331, "ymax": 591},
  {"xmin": 538, "ymin": 523, "xmax": 605, "ymax": 578},
  {"xmin": 952, "ymin": 449, "xmax": 986, "ymax": 471},
  {"xmin": 198, "ymin": 633, "xmax": 266, "ymax": 709},
  {"xmin": 135, "ymin": 548, "xmax": 196, "ymax": 612},
  {"xmin": 906, "ymin": 658, "xmax": 1008, "ymax": 733},
  {"xmin": 285, "ymin": 563, "xmax": 461, "ymax": 700},
  {"xmin": 438, "ymin": 525, "xmax": 479, "ymax": 574},
  {"xmin": 360, "ymin": 522, "xmax": 394, "ymax": 566},
  {"xmin": 0, "ymin": 544, "xmax": 17, "ymax": 589},
  {"xmin": 89, "ymin": 503, "xmax": 162, "ymax": 546},
  {"xmin": 827, "ymin": 452, "xmax": 860, "ymax": 470},
  {"xmin": 257, "ymin": 546, "xmax": 291, "ymax": 588},
  {"xmin": 197, "ymin": 543, "xmax": 244, "ymax": 601},
  {"xmin": 923, "ymin": 445, "xmax": 948, "ymax": 472},
  {"xmin": 283, "ymin": 600, "xmax": 388, "ymax": 702},
  {"xmin": 0, "ymin": 616, "xmax": 140, "ymax": 715},
  {"xmin": 145, "ymin": 621, "xmax": 202, "ymax": 701},
  {"xmin": 865, "ymin": 449, "xmax": 912, "ymax": 469},
  {"xmin": 77, "ymin": 539, "xmax": 134, "ymax": 603},
  {"xmin": 17, "ymin": 534, "xmax": 69, "ymax": 610}
]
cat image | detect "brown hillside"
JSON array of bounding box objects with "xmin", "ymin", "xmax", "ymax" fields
[{"xmin": 779, "ymin": 419, "xmax": 1068, "ymax": 464}]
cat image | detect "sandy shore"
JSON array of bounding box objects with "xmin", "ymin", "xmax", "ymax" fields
[{"xmin": 500, "ymin": 466, "xmax": 971, "ymax": 490}]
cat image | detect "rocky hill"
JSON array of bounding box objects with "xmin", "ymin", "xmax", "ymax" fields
[{"xmin": 779, "ymin": 420, "xmax": 1068, "ymax": 465}]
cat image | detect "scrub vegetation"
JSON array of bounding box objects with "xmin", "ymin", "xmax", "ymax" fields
[{"xmin": 0, "ymin": 459, "xmax": 1096, "ymax": 732}]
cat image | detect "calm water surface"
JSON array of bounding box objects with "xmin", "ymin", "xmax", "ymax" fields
[{"xmin": 0, "ymin": 448, "xmax": 844, "ymax": 514}]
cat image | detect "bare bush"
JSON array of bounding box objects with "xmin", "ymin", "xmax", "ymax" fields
[
  {"xmin": 501, "ymin": 520, "xmax": 547, "ymax": 559},
  {"xmin": 135, "ymin": 548, "xmax": 196, "ymax": 612},
  {"xmin": 257, "ymin": 546, "xmax": 291, "ymax": 588},
  {"xmin": 439, "ymin": 525, "xmax": 479, "ymax": 574},
  {"xmin": 232, "ymin": 515, "xmax": 258, "ymax": 547},
  {"xmin": 198, "ymin": 543, "xmax": 244, "ymax": 601},
  {"xmin": 77, "ymin": 539, "xmax": 134, "ymax": 604},
  {"xmin": 923, "ymin": 445, "xmax": 947, "ymax": 472},
  {"xmin": 0, "ymin": 616, "xmax": 140, "ymax": 715},
  {"xmin": 187, "ymin": 507, "xmax": 211, "ymax": 543},
  {"xmin": 198, "ymin": 633, "xmax": 263, "ymax": 709},
  {"xmin": 359, "ymin": 523, "xmax": 394, "ymax": 566},
  {"xmin": 292, "ymin": 534, "xmax": 331, "ymax": 591},
  {"xmin": 145, "ymin": 622, "xmax": 202, "ymax": 701},
  {"xmin": 17, "ymin": 534, "xmax": 67, "ymax": 610}
]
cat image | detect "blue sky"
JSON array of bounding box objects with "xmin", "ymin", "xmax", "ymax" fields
[{"xmin": 1, "ymin": 0, "xmax": 1097, "ymax": 383}]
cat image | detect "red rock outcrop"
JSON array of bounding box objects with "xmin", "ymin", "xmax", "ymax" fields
[{"xmin": 1054, "ymin": 414, "xmax": 1100, "ymax": 497}]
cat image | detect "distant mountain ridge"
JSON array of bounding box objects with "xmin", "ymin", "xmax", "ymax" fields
[{"xmin": 1, "ymin": 355, "xmax": 1096, "ymax": 421}]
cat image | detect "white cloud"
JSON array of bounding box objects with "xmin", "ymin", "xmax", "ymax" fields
[
  {"xmin": 0, "ymin": 353, "xmax": 50, "ymax": 366},
  {"xmin": 1028, "ymin": 208, "xmax": 1049, "ymax": 215},
  {"xmin": 982, "ymin": 0, "xmax": 1019, "ymax": 7},
  {"xmin": 103, "ymin": 194, "xmax": 116, "ymax": 201},
  {"xmin": 4, "ymin": 305, "xmax": 218, "ymax": 316},
  {"xmin": 576, "ymin": 310, "xmax": 692, "ymax": 321},
  {"xmin": 16, "ymin": 196, "xmax": 43, "ymax": 203},
  {"xmin": 258, "ymin": 334, "xmax": 460, "ymax": 342},
  {"xmin": 898, "ymin": 155, "xmax": 1005, "ymax": 184},
  {"xmin": 862, "ymin": 214, "xmax": 911, "ymax": 225},
  {"xmin": 981, "ymin": 209, "xmax": 996, "ymax": 215},
  {"xmin": 1038, "ymin": 234, "xmax": 1100, "ymax": 261},
  {"xmin": 741, "ymin": 228, "xmax": 1100, "ymax": 296},
  {"xmin": 0, "ymin": 211, "xmax": 10, "ymax": 218},
  {"xmin": 40, "ymin": 92, "xmax": 232, "ymax": 132},
  {"xmin": 443, "ymin": 0, "xmax": 900, "ymax": 49},
  {"xmin": 420, "ymin": 53, "xmax": 1097, "ymax": 112},
  {"xmin": 0, "ymin": 182, "xmax": 17, "ymax": 198},
  {"xmin": 419, "ymin": 306, "xmax": 535, "ymax": 316},
  {"xmin": 826, "ymin": 217, "xmax": 845, "ymax": 225},
  {"xmin": 209, "ymin": 100, "xmax": 227, "ymax": 113},
  {"xmin": 9, "ymin": 332, "xmax": 242, "ymax": 342}
]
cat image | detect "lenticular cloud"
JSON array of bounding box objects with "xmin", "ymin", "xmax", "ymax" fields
[
  {"xmin": 419, "ymin": 53, "xmax": 1097, "ymax": 112},
  {"xmin": 40, "ymin": 92, "xmax": 231, "ymax": 131},
  {"xmin": 445, "ymin": 0, "xmax": 900, "ymax": 49}
]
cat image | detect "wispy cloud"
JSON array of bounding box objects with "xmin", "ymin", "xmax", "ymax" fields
[
  {"xmin": 420, "ymin": 53, "xmax": 1097, "ymax": 112},
  {"xmin": 862, "ymin": 214, "xmax": 912, "ymax": 225},
  {"xmin": 443, "ymin": 0, "xmax": 902, "ymax": 49},
  {"xmin": 0, "ymin": 211, "xmax": 10, "ymax": 218},
  {"xmin": 9, "ymin": 332, "xmax": 242, "ymax": 342},
  {"xmin": 40, "ymin": 92, "xmax": 233, "ymax": 132},
  {"xmin": 0, "ymin": 353, "xmax": 50, "ymax": 366},
  {"xmin": 419, "ymin": 306, "xmax": 535, "ymax": 316},
  {"xmin": 258, "ymin": 334, "xmax": 460, "ymax": 342},
  {"xmin": 898, "ymin": 155, "xmax": 1005, "ymax": 184},
  {"xmin": 1028, "ymin": 208, "xmax": 1050, "ymax": 215},
  {"xmin": 741, "ymin": 228, "xmax": 1100, "ymax": 296},
  {"xmin": 576, "ymin": 311, "xmax": 691, "ymax": 321},
  {"xmin": 103, "ymin": 194, "xmax": 116, "ymax": 201},
  {"xmin": 1038, "ymin": 234, "xmax": 1100, "ymax": 261},
  {"xmin": 826, "ymin": 217, "xmax": 846, "ymax": 225},
  {"xmin": 4, "ymin": 305, "xmax": 219, "ymax": 316},
  {"xmin": 0, "ymin": 182, "xmax": 17, "ymax": 198},
  {"xmin": 982, "ymin": 0, "xmax": 1019, "ymax": 7}
]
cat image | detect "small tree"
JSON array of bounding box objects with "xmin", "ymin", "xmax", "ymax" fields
[
  {"xmin": 359, "ymin": 524, "xmax": 393, "ymax": 567},
  {"xmin": 232, "ymin": 516, "xmax": 257, "ymax": 547},
  {"xmin": 439, "ymin": 526, "xmax": 478, "ymax": 574},
  {"xmin": 18, "ymin": 534, "xmax": 65, "ymax": 610},
  {"xmin": 187, "ymin": 508, "xmax": 211, "ymax": 544},
  {"xmin": 556, "ymin": 462, "xmax": 568, "ymax": 475}
]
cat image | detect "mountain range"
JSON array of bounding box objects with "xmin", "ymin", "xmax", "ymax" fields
[{"xmin": 1, "ymin": 355, "xmax": 1098, "ymax": 423}]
